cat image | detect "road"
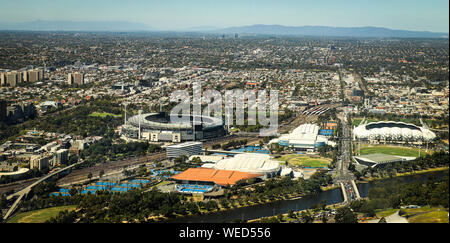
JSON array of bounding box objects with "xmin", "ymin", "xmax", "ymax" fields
[
  {"xmin": 334, "ymin": 108, "xmax": 360, "ymax": 203},
  {"xmin": 3, "ymin": 160, "xmax": 84, "ymax": 221}
]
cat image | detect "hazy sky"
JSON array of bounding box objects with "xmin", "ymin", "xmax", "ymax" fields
[{"xmin": 0, "ymin": 0, "xmax": 448, "ymax": 32}]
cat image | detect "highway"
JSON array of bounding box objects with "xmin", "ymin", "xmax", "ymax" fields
[{"xmin": 335, "ymin": 108, "xmax": 360, "ymax": 203}]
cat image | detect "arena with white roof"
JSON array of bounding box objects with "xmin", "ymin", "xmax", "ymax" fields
[
  {"xmin": 269, "ymin": 124, "xmax": 336, "ymax": 151},
  {"xmin": 353, "ymin": 120, "xmax": 436, "ymax": 144},
  {"xmin": 208, "ymin": 153, "xmax": 282, "ymax": 179}
]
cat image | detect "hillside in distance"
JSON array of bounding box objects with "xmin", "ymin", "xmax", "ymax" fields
[
  {"xmin": 216, "ymin": 25, "xmax": 448, "ymax": 38},
  {"xmin": 0, "ymin": 20, "xmax": 152, "ymax": 32}
]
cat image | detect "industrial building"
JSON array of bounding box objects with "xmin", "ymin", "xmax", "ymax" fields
[
  {"xmin": 166, "ymin": 141, "xmax": 203, "ymax": 159},
  {"xmin": 269, "ymin": 124, "xmax": 335, "ymax": 152},
  {"xmin": 121, "ymin": 112, "xmax": 225, "ymax": 142},
  {"xmin": 353, "ymin": 121, "xmax": 436, "ymax": 144}
]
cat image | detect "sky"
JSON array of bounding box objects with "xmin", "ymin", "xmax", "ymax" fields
[{"xmin": 0, "ymin": 0, "xmax": 448, "ymax": 32}]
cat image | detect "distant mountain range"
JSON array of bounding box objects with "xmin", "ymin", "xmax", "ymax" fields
[
  {"xmin": 0, "ymin": 21, "xmax": 447, "ymax": 38},
  {"xmin": 215, "ymin": 25, "xmax": 448, "ymax": 38},
  {"xmin": 0, "ymin": 20, "xmax": 153, "ymax": 32}
]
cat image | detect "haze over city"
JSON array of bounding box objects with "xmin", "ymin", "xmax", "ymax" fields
[
  {"xmin": 0, "ymin": 0, "xmax": 448, "ymax": 235},
  {"xmin": 0, "ymin": 0, "xmax": 448, "ymax": 32}
]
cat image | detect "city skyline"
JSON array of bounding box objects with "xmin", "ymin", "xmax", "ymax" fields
[{"xmin": 0, "ymin": 0, "xmax": 448, "ymax": 33}]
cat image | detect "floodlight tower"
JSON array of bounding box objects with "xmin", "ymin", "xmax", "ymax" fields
[
  {"xmin": 138, "ymin": 109, "xmax": 142, "ymax": 140},
  {"xmin": 123, "ymin": 102, "xmax": 129, "ymax": 126}
]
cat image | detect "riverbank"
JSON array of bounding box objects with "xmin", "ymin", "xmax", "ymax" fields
[{"xmin": 360, "ymin": 167, "xmax": 448, "ymax": 183}]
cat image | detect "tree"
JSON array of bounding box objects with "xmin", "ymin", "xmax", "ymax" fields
[
  {"xmin": 99, "ymin": 170, "xmax": 105, "ymax": 178},
  {"xmin": 87, "ymin": 172, "xmax": 93, "ymax": 180},
  {"xmin": 334, "ymin": 207, "xmax": 358, "ymax": 223},
  {"xmin": 300, "ymin": 211, "xmax": 313, "ymax": 223}
]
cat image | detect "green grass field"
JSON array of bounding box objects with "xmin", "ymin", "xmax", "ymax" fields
[
  {"xmin": 89, "ymin": 112, "xmax": 122, "ymax": 118},
  {"xmin": 277, "ymin": 154, "xmax": 331, "ymax": 168},
  {"xmin": 352, "ymin": 118, "xmax": 379, "ymax": 127},
  {"xmin": 7, "ymin": 205, "xmax": 77, "ymax": 223},
  {"xmin": 408, "ymin": 210, "xmax": 449, "ymax": 223},
  {"xmin": 375, "ymin": 208, "xmax": 399, "ymax": 218},
  {"xmin": 359, "ymin": 145, "xmax": 432, "ymax": 157}
]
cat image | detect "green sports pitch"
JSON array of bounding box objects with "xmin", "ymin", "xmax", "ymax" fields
[
  {"xmin": 358, "ymin": 145, "xmax": 432, "ymax": 157},
  {"xmin": 277, "ymin": 154, "xmax": 331, "ymax": 168},
  {"xmin": 7, "ymin": 205, "xmax": 77, "ymax": 223}
]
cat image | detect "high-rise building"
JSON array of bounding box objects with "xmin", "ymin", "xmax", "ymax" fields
[
  {"xmin": 53, "ymin": 149, "xmax": 69, "ymax": 166},
  {"xmin": 30, "ymin": 154, "xmax": 51, "ymax": 171},
  {"xmin": 0, "ymin": 73, "xmax": 4, "ymax": 86},
  {"xmin": 5, "ymin": 72, "xmax": 22, "ymax": 87},
  {"xmin": 68, "ymin": 72, "xmax": 84, "ymax": 85},
  {"xmin": 27, "ymin": 70, "xmax": 40, "ymax": 82}
]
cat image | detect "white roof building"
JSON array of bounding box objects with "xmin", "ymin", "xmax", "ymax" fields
[{"xmin": 213, "ymin": 153, "xmax": 281, "ymax": 177}]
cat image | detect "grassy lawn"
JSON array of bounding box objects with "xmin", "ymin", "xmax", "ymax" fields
[
  {"xmin": 89, "ymin": 112, "xmax": 122, "ymax": 118},
  {"xmin": 408, "ymin": 210, "xmax": 449, "ymax": 223},
  {"xmin": 352, "ymin": 118, "xmax": 379, "ymax": 127},
  {"xmin": 359, "ymin": 145, "xmax": 432, "ymax": 157},
  {"xmin": 8, "ymin": 205, "xmax": 77, "ymax": 223},
  {"xmin": 277, "ymin": 154, "xmax": 331, "ymax": 168},
  {"xmin": 375, "ymin": 208, "xmax": 399, "ymax": 218}
]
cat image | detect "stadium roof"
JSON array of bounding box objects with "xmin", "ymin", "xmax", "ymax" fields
[
  {"xmin": 127, "ymin": 113, "xmax": 223, "ymax": 130},
  {"xmin": 213, "ymin": 153, "xmax": 281, "ymax": 174},
  {"xmin": 354, "ymin": 153, "xmax": 416, "ymax": 165},
  {"xmin": 171, "ymin": 168, "xmax": 262, "ymax": 186}
]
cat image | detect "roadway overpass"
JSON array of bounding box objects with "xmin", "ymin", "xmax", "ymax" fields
[{"xmin": 3, "ymin": 161, "xmax": 83, "ymax": 221}]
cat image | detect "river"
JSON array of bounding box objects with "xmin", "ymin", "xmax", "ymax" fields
[{"xmin": 165, "ymin": 170, "xmax": 448, "ymax": 223}]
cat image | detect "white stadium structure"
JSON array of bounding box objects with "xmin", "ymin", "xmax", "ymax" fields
[
  {"xmin": 269, "ymin": 124, "xmax": 336, "ymax": 151},
  {"xmin": 204, "ymin": 153, "xmax": 282, "ymax": 179},
  {"xmin": 353, "ymin": 121, "xmax": 436, "ymax": 144}
]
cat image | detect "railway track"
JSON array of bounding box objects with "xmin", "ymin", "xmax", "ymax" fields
[
  {"xmin": 56, "ymin": 152, "xmax": 165, "ymax": 185},
  {"xmin": 0, "ymin": 178, "xmax": 39, "ymax": 196}
]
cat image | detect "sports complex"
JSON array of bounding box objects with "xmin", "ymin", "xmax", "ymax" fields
[
  {"xmin": 170, "ymin": 153, "xmax": 283, "ymax": 194},
  {"xmin": 121, "ymin": 112, "xmax": 225, "ymax": 142},
  {"xmin": 353, "ymin": 120, "xmax": 436, "ymax": 144}
]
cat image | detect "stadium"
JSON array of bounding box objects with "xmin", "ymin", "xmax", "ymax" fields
[
  {"xmin": 268, "ymin": 124, "xmax": 336, "ymax": 152},
  {"xmin": 353, "ymin": 121, "xmax": 436, "ymax": 144},
  {"xmin": 170, "ymin": 154, "xmax": 282, "ymax": 194},
  {"xmin": 121, "ymin": 112, "xmax": 225, "ymax": 142}
]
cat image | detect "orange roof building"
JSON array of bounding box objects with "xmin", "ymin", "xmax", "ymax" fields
[{"xmin": 171, "ymin": 168, "xmax": 263, "ymax": 187}]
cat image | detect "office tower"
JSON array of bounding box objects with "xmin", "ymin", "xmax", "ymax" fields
[{"xmin": 166, "ymin": 142, "xmax": 203, "ymax": 159}]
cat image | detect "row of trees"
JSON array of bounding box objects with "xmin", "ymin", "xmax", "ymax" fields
[
  {"xmin": 367, "ymin": 172, "xmax": 449, "ymax": 209},
  {"xmin": 78, "ymin": 139, "xmax": 161, "ymax": 168},
  {"xmin": 352, "ymin": 152, "xmax": 449, "ymax": 180}
]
